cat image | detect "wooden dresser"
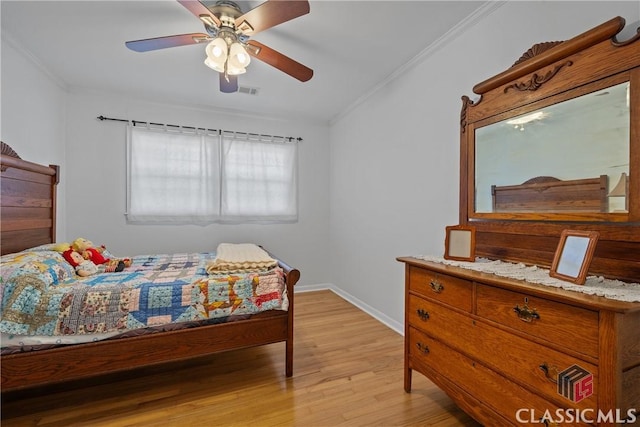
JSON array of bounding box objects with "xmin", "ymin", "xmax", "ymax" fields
[{"xmin": 398, "ymin": 257, "xmax": 640, "ymax": 426}]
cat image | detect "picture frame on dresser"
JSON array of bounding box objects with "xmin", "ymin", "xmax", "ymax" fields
[
  {"xmin": 443, "ymin": 225, "xmax": 476, "ymax": 262},
  {"xmin": 549, "ymin": 230, "xmax": 599, "ymax": 285}
]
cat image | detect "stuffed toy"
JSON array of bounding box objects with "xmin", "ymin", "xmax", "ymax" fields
[
  {"xmin": 72, "ymin": 238, "xmax": 126, "ymax": 272},
  {"xmin": 52, "ymin": 242, "xmax": 71, "ymax": 253},
  {"xmin": 72, "ymin": 238, "xmax": 107, "ymax": 264},
  {"xmin": 62, "ymin": 249, "xmax": 99, "ymax": 277}
]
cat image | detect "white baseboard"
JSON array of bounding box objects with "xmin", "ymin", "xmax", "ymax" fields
[
  {"xmin": 294, "ymin": 283, "xmax": 334, "ymax": 293},
  {"xmin": 294, "ymin": 283, "xmax": 404, "ymax": 335}
]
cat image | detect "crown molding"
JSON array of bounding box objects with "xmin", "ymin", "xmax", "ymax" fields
[
  {"xmin": 329, "ymin": 1, "xmax": 506, "ymax": 126},
  {"xmin": 1, "ymin": 30, "xmax": 69, "ymax": 91}
]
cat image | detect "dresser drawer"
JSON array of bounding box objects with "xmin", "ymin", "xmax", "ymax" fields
[
  {"xmin": 407, "ymin": 294, "xmax": 474, "ymax": 350},
  {"xmin": 470, "ymin": 317, "xmax": 599, "ymax": 412},
  {"xmin": 476, "ymin": 285, "xmax": 599, "ymax": 358},
  {"xmin": 408, "ymin": 327, "xmax": 588, "ymax": 426},
  {"xmin": 408, "ymin": 295, "xmax": 599, "ymax": 411},
  {"xmin": 408, "ymin": 266, "xmax": 472, "ymax": 312}
]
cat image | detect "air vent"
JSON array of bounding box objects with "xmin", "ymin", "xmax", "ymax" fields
[{"xmin": 238, "ymin": 86, "xmax": 259, "ymax": 95}]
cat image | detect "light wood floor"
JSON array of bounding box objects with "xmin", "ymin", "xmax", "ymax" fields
[{"xmin": 1, "ymin": 290, "xmax": 481, "ymax": 426}]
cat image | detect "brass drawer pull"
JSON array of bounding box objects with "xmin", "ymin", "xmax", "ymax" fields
[
  {"xmin": 416, "ymin": 309, "xmax": 430, "ymax": 321},
  {"xmin": 429, "ymin": 280, "xmax": 444, "ymax": 293},
  {"xmin": 416, "ymin": 342, "xmax": 430, "ymax": 354},
  {"xmin": 513, "ymin": 303, "xmax": 540, "ymax": 323},
  {"xmin": 539, "ymin": 363, "xmax": 558, "ymax": 383},
  {"xmin": 541, "ymin": 419, "xmax": 559, "ymax": 427}
]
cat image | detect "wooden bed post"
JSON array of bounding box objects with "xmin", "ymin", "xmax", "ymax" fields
[{"xmin": 276, "ymin": 258, "xmax": 300, "ymax": 377}]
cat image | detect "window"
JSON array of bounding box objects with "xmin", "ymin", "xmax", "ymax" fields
[
  {"xmin": 221, "ymin": 131, "xmax": 298, "ymax": 221},
  {"xmin": 127, "ymin": 125, "xmax": 297, "ymax": 223}
]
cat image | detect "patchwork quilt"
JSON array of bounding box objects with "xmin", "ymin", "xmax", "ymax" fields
[{"xmin": 0, "ymin": 249, "xmax": 286, "ymax": 343}]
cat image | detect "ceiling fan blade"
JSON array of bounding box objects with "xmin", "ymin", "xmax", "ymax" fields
[
  {"xmin": 126, "ymin": 33, "xmax": 209, "ymax": 52},
  {"xmin": 177, "ymin": 0, "xmax": 221, "ymax": 27},
  {"xmin": 220, "ymin": 73, "xmax": 239, "ymax": 93},
  {"xmin": 235, "ymin": 1, "xmax": 309, "ymax": 35},
  {"xmin": 247, "ymin": 40, "xmax": 313, "ymax": 82}
]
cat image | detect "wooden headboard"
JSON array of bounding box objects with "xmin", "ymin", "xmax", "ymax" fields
[
  {"xmin": 491, "ymin": 175, "xmax": 608, "ymax": 212},
  {"xmin": 0, "ymin": 142, "xmax": 59, "ymax": 255}
]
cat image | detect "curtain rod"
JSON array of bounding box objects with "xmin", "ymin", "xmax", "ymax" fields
[{"xmin": 96, "ymin": 115, "xmax": 303, "ymax": 142}]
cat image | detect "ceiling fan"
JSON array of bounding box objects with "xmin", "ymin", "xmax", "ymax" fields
[{"xmin": 125, "ymin": 0, "xmax": 313, "ymax": 93}]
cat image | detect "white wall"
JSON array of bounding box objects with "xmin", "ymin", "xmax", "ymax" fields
[
  {"xmin": 328, "ymin": 1, "xmax": 640, "ymax": 333},
  {"xmin": 63, "ymin": 90, "xmax": 330, "ymax": 286},
  {"xmin": 1, "ymin": 36, "xmax": 68, "ymax": 240},
  {"xmin": 3, "ymin": 0, "xmax": 639, "ymax": 326}
]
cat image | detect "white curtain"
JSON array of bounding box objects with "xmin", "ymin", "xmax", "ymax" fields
[
  {"xmin": 221, "ymin": 132, "xmax": 298, "ymax": 222},
  {"xmin": 126, "ymin": 125, "xmax": 297, "ymax": 223}
]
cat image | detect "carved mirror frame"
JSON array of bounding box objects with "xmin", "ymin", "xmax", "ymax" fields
[{"xmin": 459, "ymin": 17, "xmax": 640, "ymax": 282}]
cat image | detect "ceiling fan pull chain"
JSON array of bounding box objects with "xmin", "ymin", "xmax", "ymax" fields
[{"xmin": 223, "ymin": 48, "xmax": 230, "ymax": 83}]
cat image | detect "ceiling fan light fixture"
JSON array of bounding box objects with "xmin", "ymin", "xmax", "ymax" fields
[
  {"xmin": 204, "ymin": 57, "xmax": 225, "ymax": 73},
  {"xmin": 226, "ymin": 64, "xmax": 247, "ymax": 75},
  {"xmin": 126, "ymin": 0, "xmax": 314, "ymax": 93},
  {"xmin": 228, "ymin": 42, "xmax": 251, "ymax": 69},
  {"xmin": 206, "ymin": 38, "xmax": 228, "ymax": 62}
]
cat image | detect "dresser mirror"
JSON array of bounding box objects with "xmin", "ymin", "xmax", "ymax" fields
[
  {"xmin": 474, "ymin": 80, "xmax": 630, "ymax": 216},
  {"xmin": 459, "ymin": 16, "xmax": 639, "ymax": 281}
]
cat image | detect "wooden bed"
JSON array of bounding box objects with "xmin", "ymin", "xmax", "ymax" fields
[
  {"xmin": 491, "ymin": 175, "xmax": 608, "ymax": 212},
  {"xmin": 0, "ymin": 142, "xmax": 300, "ymax": 392}
]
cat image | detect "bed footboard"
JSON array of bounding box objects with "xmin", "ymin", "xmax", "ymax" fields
[{"xmin": 1, "ymin": 265, "xmax": 299, "ymax": 391}]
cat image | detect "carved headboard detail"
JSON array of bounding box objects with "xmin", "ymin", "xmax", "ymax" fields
[
  {"xmin": 0, "ymin": 142, "xmax": 60, "ymax": 255},
  {"xmin": 1, "ymin": 141, "xmax": 21, "ymax": 159},
  {"xmin": 1, "ymin": 141, "xmax": 21, "ymax": 172}
]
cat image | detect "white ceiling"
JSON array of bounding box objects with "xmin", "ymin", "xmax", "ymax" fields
[{"xmin": 1, "ymin": 1, "xmax": 486, "ymax": 124}]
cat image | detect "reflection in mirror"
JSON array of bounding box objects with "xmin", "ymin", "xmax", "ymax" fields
[{"xmin": 475, "ymin": 82, "xmax": 630, "ymax": 213}]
